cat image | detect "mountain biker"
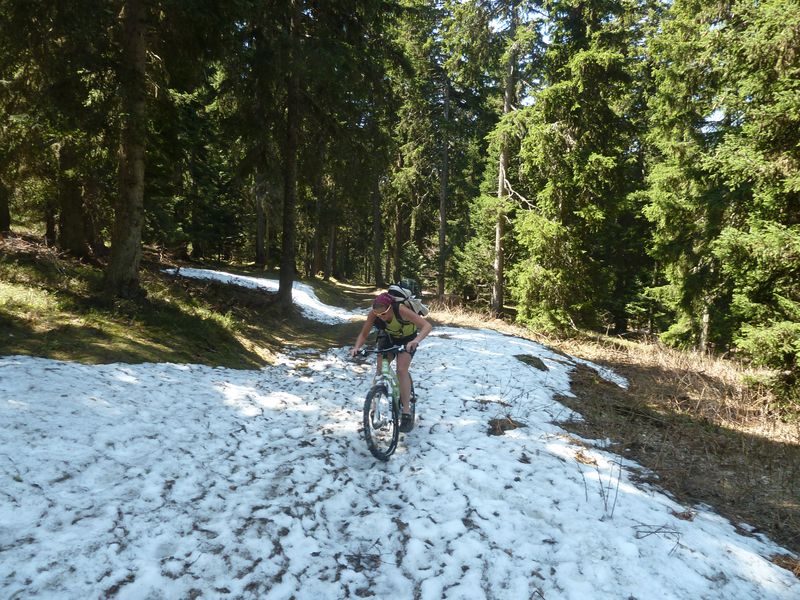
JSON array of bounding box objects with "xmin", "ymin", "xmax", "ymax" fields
[{"xmin": 351, "ymin": 292, "xmax": 432, "ymax": 432}]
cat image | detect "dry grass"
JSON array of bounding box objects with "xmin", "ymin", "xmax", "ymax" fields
[
  {"xmin": 551, "ymin": 339, "xmax": 799, "ymax": 561},
  {"xmin": 429, "ymin": 299, "xmax": 797, "ymax": 440},
  {"xmin": 772, "ymin": 554, "xmax": 800, "ymax": 578},
  {"xmin": 554, "ymin": 335, "xmax": 798, "ymax": 443},
  {"xmin": 0, "ymin": 231, "xmax": 65, "ymax": 262},
  {"xmin": 426, "ymin": 299, "xmax": 523, "ymax": 331}
]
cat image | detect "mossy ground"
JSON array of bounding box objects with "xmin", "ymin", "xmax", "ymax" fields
[{"xmin": 0, "ymin": 235, "xmax": 367, "ymax": 368}]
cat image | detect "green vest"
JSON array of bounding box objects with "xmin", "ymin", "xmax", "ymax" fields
[{"xmin": 383, "ymin": 305, "xmax": 417, "ymax": 338}]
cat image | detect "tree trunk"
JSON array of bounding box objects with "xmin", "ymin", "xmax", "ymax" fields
[
  {"xmin": 699, "ymin": 301, "xmax": 710, "ymax": 354},
  {"xmin": 105, "ymin": 0, "xmax": 147, "ymax": 299},
  {"xmin": 491, "ymin": 10, "xmax": 518, "ymax": 317},
  {"xmin": 437, "ymin": 78, "xmax": 450, "ymax": 298},
  {"xmin": 0, "ymin": 181, "xmax": 10, "ymax": 234},
  {"xmin": 372, "ymin": 177, "xmax": 384, "ymax": 288},
  {"xmin": 278, "ymin": 0, "xmax": 301, "ymax": 310},
  {"xmin": 264, "ymin": 190, "xmax": 271, "ymax": 269},
  {"xmin": 302, "ymin": 238, "xmax": 311, "ymax": 278},
  {"xmin": 189, "ymin": 192, "xmax": 206, "ymax": 259},
  {"xmin": 491, "ymin": 181, "xmax": 506, "ymax": 316},
  {"xmin": 311, "ymin": 142, "xmax": 325, "ymax": 278},
  {"xmin": 83, "ymin": 177, "xmax": 107, "ymax": 256},
  {"xmin": 45, "ymin": 196, "xmax": 56, "ymax": 246},
  {"xmin": 254, "ymin": 173, "xmax": 267, "ymax": 268},
  {"xmin": 324, "ymin": 222, "xmax": 335, "ymax": 280},
  {"xmin": 56, "ymin": 141, "xmax": 91, "ymax": 258},
  {"xmin": 310, "ymin": 201, "xmax": 321, "ymax": 278},
  {"xmin": 393, "ymin": 202, "xmax": 403, "ymax": 283}
]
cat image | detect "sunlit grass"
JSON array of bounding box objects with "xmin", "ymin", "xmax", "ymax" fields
[
  {"xmin": 0, "ymin": 239, "xmax": 275, "ymax": 367},
  {"xmin": 1, "ymin": 280, "xmax": 59, "ymax": 317},
  {"xmin": 0, "ymin": 234, "xmax": 371, "ymax": 369}
]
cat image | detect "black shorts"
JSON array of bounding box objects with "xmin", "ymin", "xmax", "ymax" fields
[{"xmin": 377, "ymin": 331, "xmax": 417, "ymax": 358}]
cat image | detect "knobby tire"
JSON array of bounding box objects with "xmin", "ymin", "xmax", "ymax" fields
[{"xmin": 363, "ymin": 384, "xmax": 399, "ymax": 461}]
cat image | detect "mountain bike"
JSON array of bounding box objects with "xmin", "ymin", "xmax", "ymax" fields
[{"xmin": 356, "ymin": 345, "xmax": 416, "ymax": 461}]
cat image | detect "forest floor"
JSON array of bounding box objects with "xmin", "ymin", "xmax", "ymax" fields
[{"xmin": 1, "ymin": 232, "xmax": 799, "ymax": 566}]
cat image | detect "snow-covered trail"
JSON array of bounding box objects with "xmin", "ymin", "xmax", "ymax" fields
[{"xmin": 1, "ymin": 270, "xmax": 798, "ymax": 599}]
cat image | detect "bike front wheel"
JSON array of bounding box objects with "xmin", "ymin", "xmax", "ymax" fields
[{"xmin": 363, "ymin": 385, "xmax": 399, "ymax": 460}]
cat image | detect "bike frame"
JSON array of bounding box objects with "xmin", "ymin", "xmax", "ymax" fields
[
  {"xmin": 360, "ymin": 344, "xmax": 406, "ymax": 410},
  {"xmin": 373, "ymin": 354, "xmax": 401, "ymax": 406}
]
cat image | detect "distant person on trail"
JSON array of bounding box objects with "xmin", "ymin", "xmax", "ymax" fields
[{"xmin": 351, "ymin": 292, "xmax": 432, "ymax": 432}]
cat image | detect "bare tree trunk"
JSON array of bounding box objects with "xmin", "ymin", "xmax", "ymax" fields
[
  {"xmin": 491, "ymin": 9, "xmax": 518, "ymax": 317},
  {"xmin": 265, "ymin": 182, "xmax": 274, "ymax": 269},
  {"xmin": 311, "ymin": 204, "xmax": 322, "ymax": 277},
  {"xmin": 491, "ymin": 172, "xmax": 507, "ymax": 316},
  {"xmin": 372, "ymin": 178, "xmax": 384, "ymax": 288},
  {"xmin": 491, "ymin": 135, "xmax": 512, "ymax": 315},
  {"xmin": 699, "ymin": 301, "xmax": 710, "ymax": 354},
  {"xmin": 278, "ymin": 0, "xmax": 301, "ymax": 310},
  {"xmin": 45, "ymin": 196, "xmax": 56, "ymax": 246},
  {"xmin": 311, "ymin": 142, "xmax": 325, "ymax": 278},
  {"xmin": 0, "ymin": 181, "xmax": 11, "ymax": 234},
  {"xmin": 324, "ymin": 222, "xmax": 335, "ymax": 280},
  {"xmin": 255, "ymin": 173, "xmax": 267, "ymax": 268},
  {"xmin": 189, "ymin": 192, "xmax": 206, "ymax": 259},
  {"xmin": 83, "ymin": 177, "xmax": 106, "ymax": 256},
  {"xmin": 437, "ymin": 78, "xmax": 450, "ymax": 298},
  {"xmin": 393, "ymin": 202, "xmax": 403, "ymax": 283},
  {"xmin": 56, "ymin": 141, "xmax": 91, "ymax": 258},
  {"xmin": 105, "ymin": 0, "xmax": 147, "ymax": 299}
]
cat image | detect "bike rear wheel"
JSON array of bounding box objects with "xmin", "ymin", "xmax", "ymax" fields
[{"xmin": 363, "ymin": 385, "xmax": 399, "ymax": 460}]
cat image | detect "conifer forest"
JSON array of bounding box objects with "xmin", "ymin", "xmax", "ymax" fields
[{"xmin": 1, "ymin": 1, "xmax": 799, "ymax": 402}]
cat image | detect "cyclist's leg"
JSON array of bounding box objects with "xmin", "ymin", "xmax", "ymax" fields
[{"xmin": 396, "ymin": 349, "xmax": 413, "ymax": 414}]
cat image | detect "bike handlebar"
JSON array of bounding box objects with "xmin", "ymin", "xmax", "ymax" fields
[{"xmin": 355, "ymin": 345, "xmax": 406, "ymax": 357}]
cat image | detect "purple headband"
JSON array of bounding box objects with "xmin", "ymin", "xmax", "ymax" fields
[{"xmin": 373, "ymin": 292, "xmax": 394, "ymax": 309}]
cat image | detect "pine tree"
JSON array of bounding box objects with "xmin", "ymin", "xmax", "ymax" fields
[
  {"xmin": 446, "ymin": 0, "xmax": 541, "ymax": 309},
  {"xmin": 643, "ymin": 0, "xmax": 734, "ymax": 349},
  {"xmin": 0, "ymin": 0, "xmax": 118, "ymax": 257},
  {"xmin": 511, "ymin": 0, "xmax": 652, "ymax": 331},
  {"xmin": 709, "ymin": 0, "xmax": 800, "ymax": 391}
]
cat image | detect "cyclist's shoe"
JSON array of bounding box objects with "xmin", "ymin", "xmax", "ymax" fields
[{"xmin": 399, "ymin": 413, "xmax": 414, "ymax": 433}]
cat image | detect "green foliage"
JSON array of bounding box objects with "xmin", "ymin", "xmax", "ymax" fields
[
  {"xmin": 713, "ymin": 221, "xmax": 800, "ymax": 371},
  {"xmin": 1, "ymin": 0, "xmax": 799, "ymax": 402},
  {"xmin": 644, "ymin": 0, "xmax": 800, "ymax": 402},
  {"xmin": 509, "ymin": 0, "xmax": 651, "ymax": 331},
  {"xmin": 452, "ymin": 236, "xmax": 494, "ymax": 302},
  {"xmin": 644, "ymin": 0, "xmax": 735, "ymax": 350},
  {"xmin": 509, "ymin": 210, "xmax": 591, "ymax": 330},
  {"xmin": 736, "ymin": 321, "xmax": 800, "ymax": 371},
  {"xmin": 451, "ymin": 194, "xmax": 498, "ymax": 302},
  {"xmin": 398, "ymin": 242, "xmax": 427, "ymax": 290}
]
